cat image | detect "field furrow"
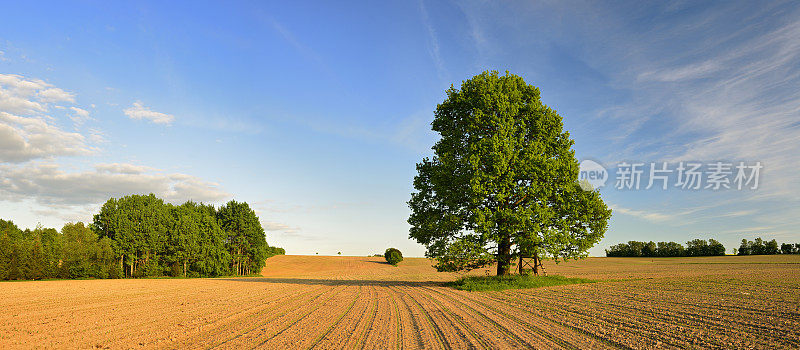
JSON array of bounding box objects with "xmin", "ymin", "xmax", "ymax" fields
[{"xmin": 2, "ymin": 255, "xmax": 798, "ymax": 349}]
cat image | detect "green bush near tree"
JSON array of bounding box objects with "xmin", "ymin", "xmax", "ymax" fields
[
  {"xmin": 384, "ymin": 248, "xmax": 403, "ymax": 266},
  {"xmin": 448, "ymin": 275, "xmax": 595, "ymax": 292}
]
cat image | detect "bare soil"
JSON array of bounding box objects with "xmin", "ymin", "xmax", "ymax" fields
[{"xmin": 1, "ymin": 255, "xmax": 798, "ymax": 349}]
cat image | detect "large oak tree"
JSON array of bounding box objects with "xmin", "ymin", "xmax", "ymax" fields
[{"xmin": 408, "ymin": 71, "xmax": 611, "ymax": 275}]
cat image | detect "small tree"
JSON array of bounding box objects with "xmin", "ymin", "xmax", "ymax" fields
[
  {"xmin": 686, "ymin": 239, "xmax": 709, "ymax": 257},
  {"xmin": 384, "ymin": 248, "xmax": 403, "ymax": 266},
  {"xmin": 738, "ymin": 239, "xmax": 751, "ymax": 255},
  {"xmin": 764, "ymin": 239, "xmax": 779, "ymax": 255},
  {"xmin": 641, "ymin": 241, "xmax": 657, "ymax": 257},
  {"xmin": 707, "ymin": 239, "xmax": 726, "ymax": 256}
]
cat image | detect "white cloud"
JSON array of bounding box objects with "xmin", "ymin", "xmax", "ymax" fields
[
  {"xmin": 0, "ymin": 74, "xmax": 97, "ymax": 163},
  {"xmin": 124, "ymin": 101, "xmax": 175, "ymax": 125},
  {"xmin": 0, "ymin": 74, "xmax": 49, "ymax": 115},
  {"xmin": 609, "ymin": 204, "xmax": 675, "ymax": 223},
  {"xmin": 0, "ymin": 73, "xmax": 231, "ymax": 223},
  {"xmin": 656, "ymin": 19, "xmax": 800, "ymax": 201},
  {"xmin": 260, "ymin": 220, "xmax": 322, "ymax": 241},
  {"xmin": 262, "ymin": 221, "xmax": 300, "ymax": 234},
  {"xmin": 95, "ymin": 163, "xmax": 154, "ymax": 174},
  {"xmin": 68, "ymin": 106, "xmax": 91, "ymax": 125},
  {"xmin": 637, "ymin": 60, "xmax": 721, "ymax": 82},
  {"xmin": 0, "ymin": 74, "xmax": 75, "ymax": 114},
  {"xmin": 0, "ymin": 112, "xmax": 93, "ymax": 163},
  {"xmin": 38, "ymin": 87, "xmax": 75, "ymax": 103},
  {"xmin": 0, "ymin": 162, "xmax": 230, "ymax": 206}
]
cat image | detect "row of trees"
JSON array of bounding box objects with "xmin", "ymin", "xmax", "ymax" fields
[
  {"xmin": 0, "ymin": 221, "xmax": 121, "ymax": 280},
  {"xmin": 0, "ymin": 194, "xmax": 284, "ymax": 281},
  {"xmin": 738, "ymin": 238, "xmax": 800, "ymax": 255},
  {"xmin": 606, "ymin": 239, "xmax": 726, "ymax": 257}
]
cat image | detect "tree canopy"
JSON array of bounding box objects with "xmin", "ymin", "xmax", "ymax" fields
[
  {"xmin": 408, "ymin": 71, "xmax": 611, "ymax": 275},
  {"xmin": 0, "ymin": 194, "xmax": 284, "ymax": 281},
  {"xmin": 216, "ymin": 200, "xmax": 269, "ymax": 276},
  {"xmin": 606, "ymin": 239, "xmax": 725, "ymax": 257},
  {"xmin": 384, "ymin": 248, "xmax": 403, "ymax": 266},
  {"xmin": 738, "ymin": 238, "xmax": 792, "ymax": 255}
]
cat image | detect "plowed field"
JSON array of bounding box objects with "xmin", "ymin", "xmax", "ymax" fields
[{"xmin": 1, "ymin": 255, "xmax": 798, "ymax": 349}]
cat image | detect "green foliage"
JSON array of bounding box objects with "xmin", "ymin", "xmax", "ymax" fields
[
  {"xmin": 0, "ymin": 193, "xmax": 284, "ymax": 281},
  {"xmin": 447, "ymin": 274, "xmax": 595, "ymax": 292},
  {"xmin": 656, "ymin": 241, "xmax": 686, "ymax": 257},
  {"xmin": 606, "ymin": 239, "xmax": 726, "ymax": 257},
  {"xmin": 217, "ymin": 200, "xmax": 269, "ymax": 276},
  {"xmin": 685, "ymin": 239, "xmax": 727, "ymax": 257},
  {"xmin": 408, "ymin": 71, "xmax": 611, "ymax": 275},
  {"xmin": 61, "ymin": 222, "xmax": 122, "ymax": 279},
  {"xmin": 93, "ymin": 194, "xmax": 171, "ymax": 277},
  {"xmin": 91, "ymin": 195, "xmax": 280, "ymax": 278},
  {"xmin": 265, "ymin": 246, "xmax": 286, "ymax": 259},
  {"xmin": 167, "ymin": 201, "xmax": 230, "ymax": 277},
  {"xmin": 738, "ymin": 237, "xmax": 795, "ymax": 255},
  {"xmin": 430, "ymin": 237, "xmax": 495, "ymax": 272},
  {"xmin": 384, "ymin": 248, "xmax": 403, "ymax": 266},
  {"xmin": 0, "ymin": 220, "xmax": 65, "ymax": 280}
]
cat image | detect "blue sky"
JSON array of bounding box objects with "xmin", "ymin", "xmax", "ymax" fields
[{"xmin": 1, "ymin": 1, "xmax": 798, "ymax": 256}]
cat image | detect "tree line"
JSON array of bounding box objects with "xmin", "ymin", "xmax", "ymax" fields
[
  {"xmin": 0, "ymin": 194, "xmax": 284, "ymax": 281},
  {"xmin": 738, "ymin": 237, "xmax": 800, "ymax": 255},
  {"xmin": 605, "ymin": 239, "xmax": 726, "ymax": 257}
]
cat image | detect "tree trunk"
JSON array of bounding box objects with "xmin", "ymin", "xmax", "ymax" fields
[
  {"xmin": 533, "ymin": 251, "xmax": 540, "ymax": 276},
  {"xmin": 183, "ymin": 260, "xmax": 187, "ymax": 277},
  {"xmin": 496, "ymin": 235, "xmax": 512, "ymax": 275}
]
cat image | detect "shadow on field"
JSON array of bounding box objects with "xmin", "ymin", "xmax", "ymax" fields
[
  {"xmin": 218, "ymin": 278, "xmax": 446, "ymax": 287},
  {"xmin": 363, "ymin": 260, "xmax": 393, "ymax": 265}
]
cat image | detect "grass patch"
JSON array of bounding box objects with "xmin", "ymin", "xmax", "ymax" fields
[{"xmin": 447, "ymin": 274, "xmax": 595, "ymax": 292}]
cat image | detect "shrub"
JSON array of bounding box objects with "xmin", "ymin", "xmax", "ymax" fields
[
  {"xmin": 384, "ymin": 248, "xmax": 403, "ymax": 266},
  {"xmin": 448, "ymin": 275, "xmax": 595, "ymax": 292}
]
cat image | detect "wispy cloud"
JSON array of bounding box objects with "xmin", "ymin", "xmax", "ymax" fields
[
  {"xmin": 298, "ymin": 109, "xmax": 436, "ymax": 152},
  {"xmin": 261, "ymin": 14, "xmax": 329, "ymax": 74},
  {"xmin": 262, "ymin": 221, "xmax": 300, "ymax": 234},
  {"xmin": 608, "ymin": 204, "xmax": 676, "ymax": 223},
  {"xmin": 124, "ymin": 101, "xmax": 175, "ymax": 125},
  {"xmin": 68, "ymin": 106, "xmax": 91, "ymax": 126},
  {"xmin": 638, "ymin": 60, "xmax": 721, "ymax": 82},
  {"xmin": 419, "ymin": 0, "xmax": 447, "ymax": 81}
]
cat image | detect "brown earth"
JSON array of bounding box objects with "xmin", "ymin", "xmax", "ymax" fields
[{"xmin": 1, "ymin": 254, "xmax": 798, "ymax": 349}]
